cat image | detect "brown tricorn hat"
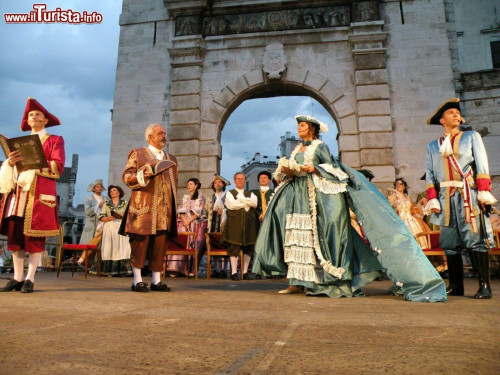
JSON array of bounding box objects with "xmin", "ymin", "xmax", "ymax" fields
[{"xmin": 426, "ymin": 98, "xmax": 465, "ymax": 126}]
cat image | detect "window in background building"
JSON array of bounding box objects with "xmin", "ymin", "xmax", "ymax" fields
[{"xmin": 491, "ymin": 41, "xmax": 500, "ymax": 69}]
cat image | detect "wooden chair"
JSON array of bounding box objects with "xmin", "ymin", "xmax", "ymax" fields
[
  {"xmin": 57, "ymin": 221, "xmax": 101, "ymax": 279},
  {"xmin": 490, "ymin": 230, "xmax": 500, "ymax": 278},
  {"xmin": 415, "ymin": 230, "xmax": 446, "ymax": 256},
  {"xmin": 491, "ymin": 230, "xmax": 500, "ymax": 254},
  {"xmin": 415, "ymin": 230, "xmax": 448, "ymax": 273},
  {"xmin": 205, "ymin": 232, "xmax": 243, "ymax": 280},
  {"xmin": 163, "ymin": 231, "xmax": 198, "ymax": 279}
]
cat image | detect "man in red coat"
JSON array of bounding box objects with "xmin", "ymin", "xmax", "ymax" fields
[{"xmin": 0, "ymin": 98, "xmax": 65, "ymax": 293}]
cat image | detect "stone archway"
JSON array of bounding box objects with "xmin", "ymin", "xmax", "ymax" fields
[{"xmin": 109, "ymin": 0, "xmax": 395, "ymax": 195}]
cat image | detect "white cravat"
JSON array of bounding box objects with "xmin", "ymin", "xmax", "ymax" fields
[
  {"xmin": 148, "ymin": 145, "xmax": 165, "ymax": 160},
  {"xmin": 439, "ymin": 134, "xmax": 453, "ymax": 157}
]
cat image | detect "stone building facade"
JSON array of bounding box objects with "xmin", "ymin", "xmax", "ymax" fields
[{"xmin": 109, "ymin": 0, "xmax": 499, "ymax": 200}]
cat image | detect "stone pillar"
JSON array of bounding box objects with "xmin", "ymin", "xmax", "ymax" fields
[
  {"xmin": 168, "ymin": 36, "xmax": 205, "ymax": 189},
  {"xmin": 348, "ymin": 21, "xmax": 394, "ymax": 189}
]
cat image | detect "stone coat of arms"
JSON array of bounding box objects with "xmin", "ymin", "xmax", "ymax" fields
[{"xmin": 263, "ymin": 44, "xmax": 287, "ymax": 80}]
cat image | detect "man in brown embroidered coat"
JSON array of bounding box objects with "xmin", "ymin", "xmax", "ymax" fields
[{"xmin": 120, "ymin": 124, "xmax": 178, "ymax": 292}]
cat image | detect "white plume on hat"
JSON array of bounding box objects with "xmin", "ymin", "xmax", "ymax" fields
[{"xmin": 294, "ymin": 115, "xmax": 329, "ymax": 133}]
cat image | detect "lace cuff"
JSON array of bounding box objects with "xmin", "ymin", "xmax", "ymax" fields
[
  {"xmin": 0, "ymin": 161, "xmax": 15, "ymax": 194},
  {"xmin": 274, "ymin": 157, "xmax": 305, "ymax": 180},
  {"xmin": 318, "ymin": 163, "xmax": 349, "ymax": 181},
  {"xmin": 477, "ymin": 190, "xmax": 497, "ymax": 205},
  {"xmin": 423, "ymin": 198, "xmax": 440, "ymax": 215}
]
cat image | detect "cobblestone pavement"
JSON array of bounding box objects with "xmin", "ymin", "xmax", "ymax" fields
[{"xmin": 0, "ymin": 273, "xmax": 499, "ymax": 375}]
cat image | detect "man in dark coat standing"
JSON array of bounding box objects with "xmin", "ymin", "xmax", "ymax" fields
[{"xmin": 222, "ymin": 172, "xmax": 258, "ymax": 280}]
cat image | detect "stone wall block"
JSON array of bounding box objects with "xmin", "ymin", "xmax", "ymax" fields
[
  {"xmin": 339, "ymin": 114, "xmax": 358, "ymax": 135},
  {"xmin": 169, "ymin": 109, "xmax": 200, "ymax": 125},
  {"xmin": 304, "ymin": 71, "xmax": 327, "ymax": 91},
  {"xmin": 363, "ymin": 165, "xmax": 395, "ymax": 183},
  {"xmin": 200, "ymin": 122, "xmax": 217, "ymax": 140},
  {"xmin": 358, "ymin": 116, "xmax": 392, "ymax": 132},
  {"xmin": 340, "ymin": 151, "xmax": 361, "ymax": 168},
  {"xmin": 200, "ymin": 156, "xmax": 218, "ymax": 172},
  {"xmin": 244, "ymin": 69, "xmax": 264, "ymax": 87},
  {"xmin": 176, "ymin": 155, "xmax": 199, "ymax": 171},
  {"xmin": 227, "ymin": 76, "xmax": 249, "ymax": 96},
  {"xmin": 333, "ymin": 96, "xmax": 355, "ymax": 118},
  {"xmin": 354, "ymin": 54, "xmax": 386, "ymax": 70},
  {"xmin": 170, "ymin": 95, "xmax": 200, "ymax": 110},
  {"xmin": 338, "ymin": 135, "xmax": 360, "ymax": 152},
  {"xmin": 172, "ymin": 66, "xmax": 201, "ymax": 81},
  {"xmin": 359, "ymin": 132, "xmax": 392, "ymax": 149},
  {"xmin": 169, "ymin": 124, "xmax": 200, "ymax": 140},
  {"xmin": 356, "ymin": 84, "xmax": 390, "ymax": 100},
  {"xmin": 213, "ymin": 87, "xmax": 235, "ymax": 108},
  {"xmin": 358, "ymin": 100, "xmax": 390, "ymax": 116},
  {"xmin": 172, "ymin": 80, "xmax": 200, "ymax": 95},
  {"xmin": 199, "ymin": 140, "xmax": 222, "ymax": 158},
  {"xmin": 203, "ymin": 103, "xmax": 225, "ymax": 124},
  {"xmin": 285, "ymin": 67, "xmax": 307, "ymax": 84},
  {"xmin": 169, "ymin": 140, "xmax": 199, "ymax": 156},
  {"xmin": 355, "ymin": 69, "xmax": 388, "ymax": 85},
  {"xmin": 320, "ymin": 80, "xmax": 344, "ymax": 103},
  {"xmin": 360, "ymin": 149, "xmax": 393, "ymax": 165}
]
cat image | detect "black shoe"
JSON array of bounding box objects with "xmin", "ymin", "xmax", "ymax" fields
[
  {"xmin": 151, "ymin": 281, "xmax": 171, "ymax": 292},
  {"xmin": 243, "ymin": 273, "xmax": 250, "ymax": 280},
  {"xmin": 20, "ymin": 280, "xmax": 34, "ymax": 293},
  {"xmin": 230, "ymin": 273, "xmax": 239, "ymax": 281},
  {"xmin": 446, "ymin": 284, "xmax": 464, "ymax": 296},
  {"xmin": 2, "ymin": 278, "xmax": 25, "ymax": 292},
  {"xmin": 131, "ymin": 282, "xmax": 149, "ymax": 292}
]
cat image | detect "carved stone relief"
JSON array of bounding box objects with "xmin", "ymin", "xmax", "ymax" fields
[
  {"xmin": 178, "ymin": 3, "xmax": 381, "ymax": 37},
  {"xmin": 262, "ymin": 44, "xmax": 287, "ymax": 80}
]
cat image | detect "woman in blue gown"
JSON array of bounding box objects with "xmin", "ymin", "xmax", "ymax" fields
[{"xmin": 253, "ymin": 115, "xmax": 446, "ymax": 302}]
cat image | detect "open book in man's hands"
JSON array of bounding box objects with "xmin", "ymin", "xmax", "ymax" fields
[{"xmin": 0, "ymin": 134, "xmax": 48, "ymax": 172}]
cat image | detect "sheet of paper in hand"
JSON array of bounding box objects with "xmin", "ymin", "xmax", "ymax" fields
[{"xmin": 0, "ymin": 134, "xmax": 49, "ymax": 172}]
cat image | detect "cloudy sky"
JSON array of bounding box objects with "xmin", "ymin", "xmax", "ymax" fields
[{"xmin": 0, "ymin": 1, "xmax": 337, "ymax": 203}]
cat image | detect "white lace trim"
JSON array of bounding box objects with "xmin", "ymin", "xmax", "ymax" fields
[
  {"xmin": 477, "ymin": 190, "xmax": 497, "ymax": 205},
  {"xmin": 306, "ymin": 179, "xmax": 345, "ymax": 279},
  {"xmin": 423, "ymin": 198, "xmax": 440, "ymax": 215},
  {"xmin": 287, "ymin": 263, "xmax": 324, "ymax": 284},
  {"xmin": 274, "ymin": 157, "xmax": 305, "ymax": 180},
  {"xmin": 312, "ymin": 174, "xmax": 348, "ymax": 195},
  {"xmin": 318, "ymin": 163, "xmax": 349, "ymax": 181},
  {"xmin": 285, "ymin": 213, "xmax": 312, "ymax": 230},
  {"xmin": 285, "ymin": 230, "xmax": 314, "ymax": 248},
  {"xmin": 284, "ymin": 245, "xmax": 317, "ymax": 265},
  {"xmin": 0, "ymin": 161, "xmax": 15, "ymax": 194}
]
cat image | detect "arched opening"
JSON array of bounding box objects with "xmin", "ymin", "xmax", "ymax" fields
[{"xmin": 220, "ymin": 95, "xmax": 338, "ymax": 190}]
